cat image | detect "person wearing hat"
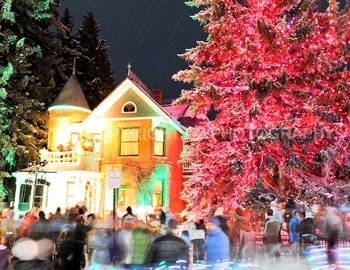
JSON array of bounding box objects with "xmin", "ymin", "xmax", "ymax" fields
[
  {"xmin": 205, "ymin": 216, "xmax": 230, "ymax": 264},
  {"xmin": 230, "ymin": 207, "xmax": 255, "ymax": 260},
  {"xmin": 145, "ymin": 219, "xmax": 189, "ymax": 267}
]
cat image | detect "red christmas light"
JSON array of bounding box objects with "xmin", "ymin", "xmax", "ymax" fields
[{"xmin": 175, "ymin": 0, "xmax": 350, "ymax": 214}]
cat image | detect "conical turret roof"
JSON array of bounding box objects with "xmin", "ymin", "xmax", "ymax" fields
[{"xmin": 50, "ymin": 75, "xmax": 90, "ymax": 110}]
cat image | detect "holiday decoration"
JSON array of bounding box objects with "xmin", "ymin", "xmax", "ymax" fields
[{"xmin": 175, "ymin": 0, "xmax": 350, "ymax": 214}]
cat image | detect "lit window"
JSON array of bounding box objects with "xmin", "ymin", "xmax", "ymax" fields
[
  {"xmin": 122, "ymin": 102, "xmax": 137, "ymax": 113},
  {"xmin": 70, "ymin": 133, "xmax": 80, "ymax": 147},
  {"xmin": 19, "ymin": 184, "xmax": 31, "ymax": 211},
  {"xmin": 120, "ymin": 128, "xmax": 139, "ymax": 156},
  {"xmin": 33, "ymin": 184, "xmax": 44, "ymax": 208},
  {"xmin": 154, "ymin": 128, "xmax": 165, "ymax": 156},
  {"xmin": 93, "ymin": 133, "xmax": 102, "ymax": 154}
]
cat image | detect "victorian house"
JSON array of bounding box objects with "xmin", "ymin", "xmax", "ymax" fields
[{"xmin": 12, "ymin": 69, "xmax": 201, "ymax": 217}]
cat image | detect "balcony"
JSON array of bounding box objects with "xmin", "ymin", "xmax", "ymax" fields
[{"xmin": 39, "ymin": 149, "xmax": 101, "ymax": 172}]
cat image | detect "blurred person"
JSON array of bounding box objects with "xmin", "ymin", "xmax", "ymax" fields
[
  {"xmin": 300, "ymin": 209, "xmax": 317, "ymax": 251},
  {"xmin": 180, "ymin": 230, "xmax": 191, "ymax": 246},
  {"xmin": 48, "ymin": 212, "xmax": 54, "ymax": 221},
  {"xmin": 130, "ymin": 221, "xmax": 153, "ymax": 265},
  {"xmin": 205, "ymin": 217, "xmax": 230, "ymax": 264},
  {"xmin": 86, "ymin": 214, "xmax": 96, "ymax": 230},
  {"xmin": 11, "ymin": 237, "xmax": 54, "ymax": 270},
  {"xmin": 1, "ymin": 209, "xmax": 16, "ymax": 248},
  {"xmin": 230, "ymin": 207, "xmax": 255, "ymax": 260},
  {"xmin": 18, "ymin": 208, "xmax": 38, "ymax": 237},
  {"xmin": 146, "ymin": 214, "xmax": 160, "ymax": 233},
  {"xmin": 289, "ymin": 210, "xmax": 302, "ymax": 258},
  {"xmin": 263, "ymin": 208, "xmax": 281, "ymax": 260},
  {"xmin": 88, "ymin": 219, "xmax": 113, "ymax": 266},
  {"xmin": 53, "ymin": 207, "xmax": 62, "ymax": 219},
  {"xmin": 159, "ymin": 209, "xmax": 166, "ymax": 225},
  {"xmin": 72, "ymin": 215, "xmax": 89, "ymax": 268},
  {"xmin": 145, "ymin": 219, "xmax": 189, "ymax": 266},
  {"xmin": 323, "ymin": 207, "xmax": 343, "ymax": 264},
  {"xmin": 54, "ymin": 224, "xmax": 79, "ymax": 270},
  {"xmin": 189, "ymin": 221, "xmax": 206, "ymax": 263},
  {"xmin": 30, "ymin": 211, "xmax": 50, "ymax": 240},
  {"xmin": 109, "ymin": 217, "xmax": 133, "ymax": 265},
  {"xmin": 216, "ymin": 215, "xmax": 230, "ymax": 235},
  {"xmin": 0, "ymin": 230, "xmax": 10, "ymax": 269},
  {"xmin": 122, "ymin": 206, "xmax": 137, "ymax": 225},
  {"xmin": 270, "ymin": 200, "xmax": 284, "ymax": 223}
]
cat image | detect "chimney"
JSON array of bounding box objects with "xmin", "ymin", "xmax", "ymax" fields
[{"xmin": 152, "ymin": 89, "xmax": 163, "ymax": 104}]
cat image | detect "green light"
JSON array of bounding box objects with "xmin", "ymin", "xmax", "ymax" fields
[{"xmin": 137, "ymin": 164, "xmax": 170, "ymax": 207}]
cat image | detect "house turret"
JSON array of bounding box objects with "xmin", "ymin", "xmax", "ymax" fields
[{"xmin": 48, "ymin": 74, "xmax": 91, "ymax": 151}]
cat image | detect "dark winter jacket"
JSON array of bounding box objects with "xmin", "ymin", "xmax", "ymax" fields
[
  {"xmin": 300, "ymin": 218, "xmax": 316, "ymax": 244},
  {"xmin": 9, "ymin": 259, "xmax": 53, "ymax": 270},
  {"xmin": 145, "ymin": 232, "xmax": 189, "ymax": 266},
  {"xmin": 30, "ymin": 218, "xmax": 51, "ymax": 240},
  {"xmin": 55, "ymin": 238, "xmax": 82, "ymax": 270},
  {"xmin": 0, "ymin": 247, "xmax": 9, "ymax": 269},
  {"xmin": 300, "ymin": 218, "xmax": 315, "ymax": 235}
]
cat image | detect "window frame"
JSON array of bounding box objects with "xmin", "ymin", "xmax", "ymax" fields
[
  {"xmin": 70, "ymin": 132, "xmax": 80, "ymax": 147},
  {"xmin": 120, "ymin": 127, "xmax": 140, "ymax": 156},
  {"xmin": 121, "ymin": 101, "xmax": 137, "ymax": 114},
  {"xmin": 154, "ymin": 127, "xmax": 166, "ymax": 156}
]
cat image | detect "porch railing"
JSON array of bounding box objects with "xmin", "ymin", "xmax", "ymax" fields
[{"xmin": 40, "ymin": 149, "xmax": 100, "ymax": 165}]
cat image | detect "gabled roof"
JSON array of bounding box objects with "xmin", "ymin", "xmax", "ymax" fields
[
  {"xmin": 50, "ymin": 75, "xmax": 90, "ymax": 111},
  {"xmin": 84, "ymin": 75, "xmax": 185, "ymax": 135},
  {"xmin": 162, "ymin": 104, "xmax": 207, "ymax": 128}
]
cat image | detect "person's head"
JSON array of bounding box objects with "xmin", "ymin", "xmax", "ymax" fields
[
  {"xmin": 207, "ymin": 217, "xmax": 221, "ymax": 231},
  {"xmin": 30, "ymin": 207, "xmax": 38, "ymax": 216},
  {"xmin": 2, "ymin": 208, "xmax": 9, "ymax": 218},
  {"xmin": 87, "ymin": 213, "xmax": 95, "ymax": 220},
  {"xmin": 48, "ymin": 212, "xmax": 54, "ymax": 220},
  {"xmin": 266, "ymin": 208, "xmax": 274, "ymax": 217},
  {"xmin": 55, "ymin": 207, "xmax": 61, "ymax": 214},
  {"xmin": 126, "ymin": 206, "xmax": 133, "ymax": 215},
  {"xmin": 160, "ymin": 210, "xmax": 166, "ymax": 224},
  {"xmin": 38, "ymin": 211, "xmax": 46, "ymax": 219},
  {"xmin": 59, "ymin": 224, "xmax": 73, "ymax": 240},
  {"xmin": 167, "ymin": 219, "xmax": 180, "ymax": 233}
]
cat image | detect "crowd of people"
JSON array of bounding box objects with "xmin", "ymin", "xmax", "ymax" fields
[{"xmin": 0, "ymin": 198, "xmax": 348, "ymax": 269}]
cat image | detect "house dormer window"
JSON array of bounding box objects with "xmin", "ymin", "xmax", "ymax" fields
[{"xmin": 122, "ymin": 102, "xmax": 137, "ymax": 113}]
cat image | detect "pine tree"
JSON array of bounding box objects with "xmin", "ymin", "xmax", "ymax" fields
[
  {"xmin": 175, "ymin": 0, "xmax": 350, "ymax": 214},
  {"xmin": 75, "ymin": 12, "xmax": 116, "ymax": 109},
  {"xmin": 59, "ymin": 8, "xmax": 77, "ymax": 79},
  {"xmin": 0, "ymin": 0, "xmax": 71, "ymax": 176}
]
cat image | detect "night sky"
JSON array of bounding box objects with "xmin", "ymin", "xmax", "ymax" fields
[{"xmin": 63, "ymin": 0, "xmax": 205, "ymax": 101}]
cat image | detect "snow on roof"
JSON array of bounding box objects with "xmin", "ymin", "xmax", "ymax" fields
[{"xmin": 162, "ymin": 104, "xmax": 207, "ymax": 127}]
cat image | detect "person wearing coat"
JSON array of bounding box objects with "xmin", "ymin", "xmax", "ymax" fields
[
  {"xmin": 230, "ymin": 208, "xmax": 255, "ymax": 260},
  {"xmin": 145, "ymin": 219, "xmax": 189, "ymax": 267},
  {"xmin": 205, "ymin": 217, "xmax": 230, "ymax": 264},
  {"xmin": 289, "ymin": 210, "xmax": 301, "ymax": 257}
]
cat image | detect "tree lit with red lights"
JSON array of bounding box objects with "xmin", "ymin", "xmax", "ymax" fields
[{"xmin": 175, "ymin": 0, "xmax": 350, "ymax": 214}]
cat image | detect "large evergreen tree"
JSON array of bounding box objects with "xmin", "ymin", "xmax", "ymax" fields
[
  {"xmin": 0, "ymin": 0, "xmax": 72, "ymax": 176},
  {"xmin": 175, "ymin": 0, "xmax": 350, "ymax": 214},
  {"xmin": 59, "ymin": 8, "xmax": 77, "ymax": 78},
  {"xmin": 75, "ymin": 12, "xmax": 116, "ymax": 109}
]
